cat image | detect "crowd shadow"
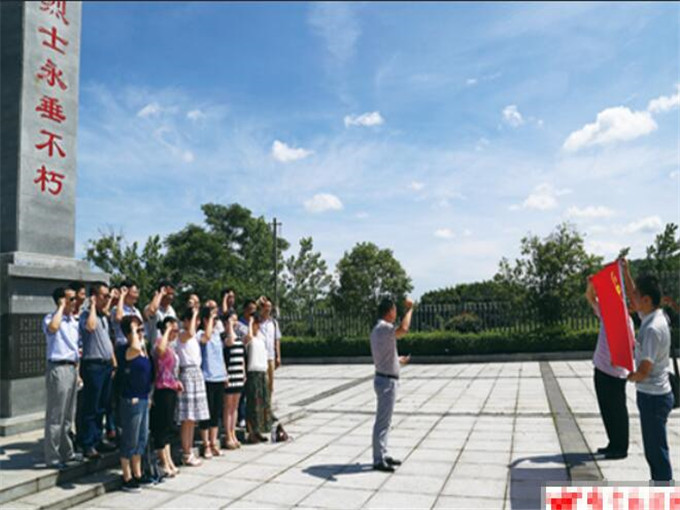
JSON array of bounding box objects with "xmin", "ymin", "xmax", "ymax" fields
[
  {"xmin": 302, "ymin": 463, "xmax": 374, "ymax": 482},
  {"xmin": 508, "ymin": 453, "xmax": 592, "ymax": 510},
  {"xmin": 0, "ymin": 439, "xmax": 47, "ymax": 471}
]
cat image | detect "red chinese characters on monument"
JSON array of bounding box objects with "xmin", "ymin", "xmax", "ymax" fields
[
  {"xmin": 36, "ymin": 59, "xmax": 68, "ymax": 91},
  {"xmin": 33, "ymin": 2, "xmax": 71, "ymax": 197},
  {"xmin": 40, "ymin": 1, "xmax": 70, "ymax": 26}
]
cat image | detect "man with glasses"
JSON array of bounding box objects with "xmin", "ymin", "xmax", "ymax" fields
[
  {"xmin": 43, "ymin": 286, "xmax": 82, "ymax": 468},
  {"xmin": 79, "ymin": 282, "xmax": 118, "ymax": 459}
]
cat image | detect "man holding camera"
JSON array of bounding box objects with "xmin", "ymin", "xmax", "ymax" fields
[{"xmin": 371, "ymin": 297, "xmax": 413, "ymax": 472}]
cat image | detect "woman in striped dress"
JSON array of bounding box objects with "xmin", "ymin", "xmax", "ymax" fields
[
  {"xmin": 176, "ymin": 307, "xmax": 209, "ymax": 466},
  {"xmin": 222, "ymin": 312, "xmax": 246, "ymax": 449}
]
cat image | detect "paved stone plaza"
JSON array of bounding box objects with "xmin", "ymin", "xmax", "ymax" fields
[{"xmin": 2, "ymin": 360, "xmax": 679, "ymax": 509}]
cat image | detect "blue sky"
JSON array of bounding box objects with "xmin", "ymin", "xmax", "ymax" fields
[{"xmin": 76, "ymin": 2, "xmax": 679, "ymax": 298}]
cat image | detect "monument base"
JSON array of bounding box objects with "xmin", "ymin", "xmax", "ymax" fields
[{"xmin": 0, "ymin": 251, "xmax": 107, "ymax": 435}]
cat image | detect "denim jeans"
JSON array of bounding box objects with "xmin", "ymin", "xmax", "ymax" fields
[
  {"xmin": 119, "ymin": 397, "xmax": 149, "ymax": 459},
  {"xmin": 637, "ymin": 391, "xmax": 674, "ymax": 482},
  {"xmin": 78, "ymin": 360, "xmax": 113, "ymax": 450}
]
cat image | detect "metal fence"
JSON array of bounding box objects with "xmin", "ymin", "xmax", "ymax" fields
[{"xmin": 277, "ymin": 301, "xmax": 601, "ymax": 338}]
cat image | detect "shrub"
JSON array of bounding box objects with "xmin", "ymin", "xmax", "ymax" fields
[{"xmin": 444, "ymin": 312, "xmax": 483, "ymax": 333}]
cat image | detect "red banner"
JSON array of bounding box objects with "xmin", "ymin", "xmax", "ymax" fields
[{"xmin": 591, "ymin": 261, "xmax": 634, "ymax": 371}]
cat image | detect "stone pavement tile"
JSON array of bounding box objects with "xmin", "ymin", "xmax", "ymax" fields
[
  {"xmin": 189, "ymin": 458, "xmax": 243, "ymax": 475},
  {"xmin": 0, "ymin": 501, "xmax": 38, "ymax": 510},
  {"xmin": 441, "ymin": 476, "xmax": 507, "ymax": 499},
  {"xmin": 362, "ymin": 491, "xmax": 437, "ymax": 509},
  {"xmin": 155, "ymin": 493, "xmax": 229, "ymax": 509},
  {"xmin": 458, "ymin": 449, "xmax": 510, "ymax": 466},
  {"xmin": 451, "ymin": 462, "xmax": 509, "ymax": 480},
  {"xmin": 150, "ymin": 473, "xmax": 213, "ymax": 493},
  {"xmin": 507, "ymin": 479, "xmax": 548, "ymax": 503},
  {"xmin": 299, "ymin": 487, "xmax": 374, "ymax": 509},
  {"xmin": 223, "ymin": 499, "xmax": 286, "ymax": 509},
  {"xmin": 270, "ymin": 468, "xmax": 330, "ymax": 487},
  {"xmin": 195, "ymin": 478, "xmax": 260, "ymax": 499},
  {"xmin": 245, "ymin": 481, "xmax": 318, "ymax": 506},
  {"xmin": 419, "ymin": 438, "xmax": 467, "ymax": 452},
  {"xmin": 508, "ymin": 467, "xmax": 568, "ymax": 482},
  {"xmin": 406, "ymin": 448, "xmax": 460, "ymax": 464},
  {"xmin": 87, "ymin": 487, "xmax": 175, "ymax": 508},
  {"xmin": 381, "ymin": 473, "xmax": 447, "ymax": 494},
  {"xmin": 434, "ymin": 495, "xmax": 505, "ymax": 510},
  {"xmin": 397, "ymin": 460, "xmax": 454, "ymax": 478},
  {"xmin": 465, "ymin": 440, "xmax": 513, "ymax": 453},
  {"xmin": 323, "ymin": 470, "xmax": 392, "ymax": 490},
  {"xmin": 253, "ymin": 452, "xmax": 310, "ymax": 467},
  {"xmin": 226, "ymin": 462, "xmax": 286, "ymax": 481}
]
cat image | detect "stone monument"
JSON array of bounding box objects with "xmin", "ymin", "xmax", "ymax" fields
[{"xmin": 1, "ymin": 1, "xmax": 106, "ymax": 435}]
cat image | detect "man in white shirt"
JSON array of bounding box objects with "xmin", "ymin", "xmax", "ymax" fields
[{"xmin": 43, "ymin": 286, "xmax": 82, "ymax": 468}]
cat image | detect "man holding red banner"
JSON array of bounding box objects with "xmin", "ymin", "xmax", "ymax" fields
[
  {"xmin": 586, "ymin": 259, "xmax": 635, "ymax": 460},
  {"xmin": 621, "ymin": 262, "xmax": 674, "ymax": 483}
]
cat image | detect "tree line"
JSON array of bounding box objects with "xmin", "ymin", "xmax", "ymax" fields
[{"xmin": 85, "ymin": 202, "xmax": 679, "ymax": 325}]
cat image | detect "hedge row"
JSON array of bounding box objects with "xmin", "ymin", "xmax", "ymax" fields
[{"xmin": 281, "ymin": 326, "xmax": 679, "ymax": 358}]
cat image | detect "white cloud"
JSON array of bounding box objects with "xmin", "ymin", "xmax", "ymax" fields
[
  {"xmin": 137, "ymin": 102, "xmax": 162, "ymax": 118},
  {"xmin": 622, "ymin": 216, "xmax": 663, "ymax": 235},
  {"xmin": 409, "ymin": 181, "xmax": 425, "ymax": 191},
  {"xmin": 355, "ymin": 212, "xmax": 369, "ymax": 219},
  {"xmin": 475, "ymin": 138, "xmax": 490, "ymax": 152},
  {"xmin": 463, "ymin": 229, "xmax": 473, "ymax": 237},
  {"xmin": 563, "ymin": 106, "xmax": 657, "ymax": 152},
  {"xmin": 434, "ymin": 228, "xmax": 454, "ymax": 239},
  {"xmin": 308, "ymin": 3, "xmax": 359, "ymax": 66},
  {"xmin": 466, "ymin": 78, "xmax": 478, "ymax": 86},
  {"xmin": 566, "ymin": 205, "xmax": 615, "ymax": 219},
  {"xmin": 502, "ymin": 105, "xmax": 524, "ymax": 127},
  {"xmin": 344, "ymin": 111, "xmax": 384, "ymax": 128},
  {"xmin": 304, "ymin": 193, "xmax": 343, "ymax": 213},
  {"xmin": 587, "ymin": 240, "xmax": 626, "ymax": 257},
  {"xmin": 512, "ymin": 183, "xmax": 571, "ymax": 211},
  {"xmin": 182, "ymin": 150, "xmax": 195, "ymax": 163},
  {"xmin": 671, "ymin": 170, "xmax": 679, "ymax": 179},
  {"xmin": 647, "ymin": 86, "xmax": 680, "ymax": 114},
  {"xmin": 271, "ymin": 140, "xmax": 313, "ymax": 163},
  {"xmin": 187, "ymin": 109, "xmax": 206, "ymax": 121}
]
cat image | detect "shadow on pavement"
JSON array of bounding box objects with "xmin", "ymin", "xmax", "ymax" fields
[
  {"xmin": 303, "ymin": 463, "xmax": 374, "ymax": 482},
  {"xmin": 508, "ymin": 453, "xmax": 591, "ymax": 509}
]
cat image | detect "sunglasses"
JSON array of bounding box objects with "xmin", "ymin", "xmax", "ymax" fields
[
  {"xmin": 136, "ymin": 327, "xmax": 145, "ymax": 335},
  {"xmin": 68, "ymin": 297, "xmax": 77, "ymax": 302}
]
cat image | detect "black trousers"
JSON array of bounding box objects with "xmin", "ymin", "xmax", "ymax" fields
[
  {"xmin": 151, "ymin": 389, "xmax": 177, "ymax": 450},
  {"xmin": 594, "ymin": 368, "xmax": 629, "ymax": 454},
  {"xmin": 200, "ymin": 381, "xmax": 224, "ymax": 430}
]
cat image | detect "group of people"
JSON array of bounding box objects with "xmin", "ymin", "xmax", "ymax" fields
[
  {"xmin": 369, "ymin": 260, "xmax": 676, "ymax": 484},
  {"xmin": 42, "ymin": 280, "xmax": 282, "ymax": 492}
]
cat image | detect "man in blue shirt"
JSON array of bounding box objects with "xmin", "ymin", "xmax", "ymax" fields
[{"xmin": 43, "ymin": 286, "xmax": 82, "ymax": 468}]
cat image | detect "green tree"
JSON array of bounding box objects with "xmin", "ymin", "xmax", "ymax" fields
[
  {"xmin": 332, "ymin": 242, "xmax": 413, "ymax": 317},
  {"xmin": 420, "ymin": 280, "xmax": 517, "ymax": 305},
  {"xmin": 495, "ymin": 223, "xmax": 602, "ymax": 324},
  {"xmin": 163, "ymin": 203, "xmax": 289, "ymax": 308},
  {"xmin": 640, "ymin": 223, "xmax": 680, "ymax": 275},
  {"xmin": 84, "ymin": 230, "xmax": 166, "ymax": 306},
  {"xmin": 282, "ymin": 237, "xmax": 333, "ymax": 314}
]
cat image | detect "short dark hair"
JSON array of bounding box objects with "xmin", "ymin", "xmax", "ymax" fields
[
  {"xmin": 89, "ymin": 281, "xmax": 109, "ymax": 296},
  {"xmin": 52, "ymin": 287, "xmax": 67, "ymax": 305},
  {"xmin": 378, "ymin": 297, "xmax": 396, "ymax": 318},
  {"xmin": 158, "ymin": 280, "xmax": 174, "ymax": 291},
  {"xmin": 121, "ymin": 315, "xmax": 142, "ymax": 338},
  {"xmin": 180, "ymin": 308, "xmax": 195, "ymax": 322},
  {"xmin": 68, "ymin": 281, "xmax": 85, "ymax": 293},
  {"xmin": 636, "ymin": 274, "xmax": 662, "ymax": 307},
  {"xmin": 120, "ymin": 279, "xmax": 138, "ymax": 289},
  {"xmin": 158, "ymin": 316, "xmax": 178, "ymax": 334},
  {"xmin": 221, "ymin": 288, "xmax": 234, "ymax": 298},
  {"xmin": 198, "ymin": 305, "xmax": 213, "ymax": 329},
  {"xmin": 242, "ymin": 299, "xmax": 256, "ymax": 312}
]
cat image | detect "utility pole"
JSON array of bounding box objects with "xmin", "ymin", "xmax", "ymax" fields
[{"xmin": 271, "ymin": 217, "xmax": 282, "ymax": 317}]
